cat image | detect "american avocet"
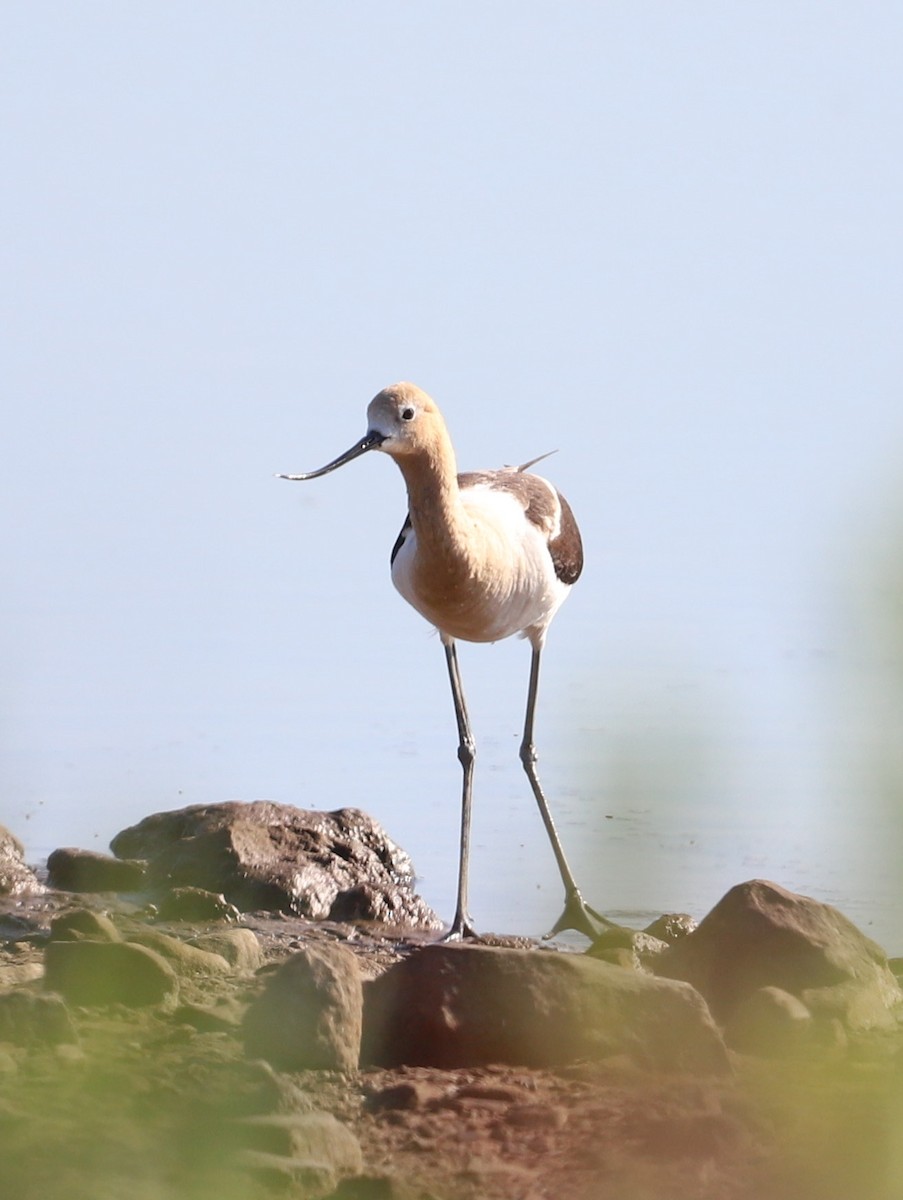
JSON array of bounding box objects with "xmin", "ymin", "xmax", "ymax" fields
[{"xmin": 279, "ymin": 382, "xmax": 610, "ymax": 940}]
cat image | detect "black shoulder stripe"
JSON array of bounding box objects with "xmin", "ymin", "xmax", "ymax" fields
[{"xmin": 390, "ymin": 514, "xmax": 412, "ymax": 566}]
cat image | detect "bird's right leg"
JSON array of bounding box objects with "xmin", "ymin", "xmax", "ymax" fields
[
  {"xmin": 520, "ymin": 644, "xmax": 619, "ymax": 941},
  {"xmin": 440, "ymin": 638, "xmax": 478, "ymax": 940}
]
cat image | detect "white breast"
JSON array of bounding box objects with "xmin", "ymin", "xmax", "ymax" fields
[{"xmin": 390, "ymin": 483, "xmax": 571, "ymax": 646}]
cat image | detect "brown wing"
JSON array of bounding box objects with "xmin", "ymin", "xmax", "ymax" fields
[
  {"xmin": 549, "ymin": 490, "xmax": 583, "ymax": 585},
  {"xmin": 457, "ymin": 470, "xmax": 583, "ymax": 586}
]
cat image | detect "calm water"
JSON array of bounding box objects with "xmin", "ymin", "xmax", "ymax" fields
[
  {"xmin": 23, "ymin": 787, "xmax": 900, "ymax": 953},
  {"xmin": 13, "ymin": 605, "xmax": 903, "ymax": 955}
]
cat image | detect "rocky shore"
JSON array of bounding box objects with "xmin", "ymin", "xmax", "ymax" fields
[{"xmin": 2, "ymin": 805, "xmax": 902, "ymax": 1199}]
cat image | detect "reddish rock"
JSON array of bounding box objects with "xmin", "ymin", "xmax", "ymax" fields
[
  {"xmin": 656, "ymin": 880, "xmax": 903, "ymax": 1031},
  {"xmin": 363, "ymin": 942, "xmax": 729, "ymax": 1074}
]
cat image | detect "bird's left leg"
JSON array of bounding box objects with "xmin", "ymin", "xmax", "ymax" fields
[{"xmin": 519, "ymin": 644, "xmax": 616, "ymax": 940}]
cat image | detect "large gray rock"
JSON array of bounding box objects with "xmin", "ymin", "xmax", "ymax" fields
[
  {"xmin": 110, "ymin": 802, "xmax": 442, "ymax": 927},
  {"xmin": 44, "ymin": 939, "xmax": 178, "ymax": 1007},
  {"xmin": 243, "ymin": 944, "xmax": 363, "ymax": 1071},
  {"xmin": 0, "ymin": 826, "xmax": 45, "ymax": 896},
  {"xmin": 363, "ymin": 943, "xmax": 730, "ymax": 1074},
  {"xmin": 656, "ymin": 880, "xmax": 903, "ymax": 1032}
]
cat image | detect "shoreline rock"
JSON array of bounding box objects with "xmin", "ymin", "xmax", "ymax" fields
[
  {"xmin": 108, "ymin": 801, "xmax": 443, "ymax": 929},
  {"xmin": 2, "ymin": 809, "xmax": 902, "ymax": 1200},
  {"xmin": 0, "ymin": 825, "xmax": 46, "ymax": 897},
  {"xmin": 363, "ymin": 941, "xmax": 731, "ymax": 1074},
  {"xmin": 654, "ymin": 879, "xmax": 903, "ymax": 1036},
  {"xmin": 46, "ymin": 847, "xmax": 147, "ymax": 894},
  {"xmin": 243, "ymin": 943, "xmax": 363, "ymax": 1072}
]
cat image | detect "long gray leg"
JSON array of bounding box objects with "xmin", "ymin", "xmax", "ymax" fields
[
  {"xmin": 442, "ymin": 639, "xmax": 477, "ymax": 940},
  {"xmin": 519, "ymin": 645, "xmax": 616, "ymax": 939}
]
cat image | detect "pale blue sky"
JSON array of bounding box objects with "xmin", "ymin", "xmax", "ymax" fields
[{"xmin": 3, "ymin": 4, "xmax": 903, "ymax": 938}]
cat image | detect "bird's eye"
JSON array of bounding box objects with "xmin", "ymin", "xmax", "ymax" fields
[{"xmin": 401, "ymin": 407, "xmax": 415, "ymax": 421}]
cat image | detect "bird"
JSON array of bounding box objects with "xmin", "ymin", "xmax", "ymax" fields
[{"xmin": 278, "ymin": 381, "xmax": 610, "ymax": 941}]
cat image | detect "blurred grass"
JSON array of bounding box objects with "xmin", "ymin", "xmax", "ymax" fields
[{"xmin": 1, "ymin": 1022, "xmax": 282, "ymax": 1200}]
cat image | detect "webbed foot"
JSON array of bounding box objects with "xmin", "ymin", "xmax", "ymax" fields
[
  {"xmin": 544, "ymin": 890, "xmax": 620, "ymax": 941},
  {"xmin": 438, "ymin": 910, "xmax": 479, "ymax": 942}
]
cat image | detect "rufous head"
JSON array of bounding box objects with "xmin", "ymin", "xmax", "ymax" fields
[{"xmin": 364, "ymin": 382, "xmax": 448, "ymax": 460}]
